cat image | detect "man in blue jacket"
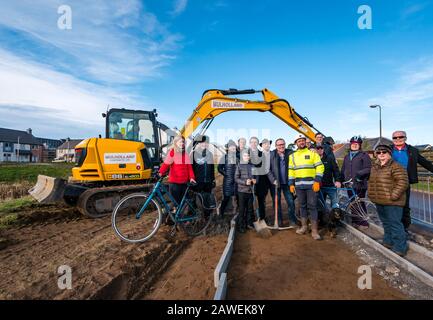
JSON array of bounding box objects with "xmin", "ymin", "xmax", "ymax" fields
[{"xmin": 392, "ymin": 130, "xmax": 433, "ymax": 231}]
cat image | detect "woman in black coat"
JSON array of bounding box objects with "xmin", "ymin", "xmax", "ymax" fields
[
  {"xmin": 218, "ymin": 140, "xmax": 238, "ymax": 217},
  {"xmin": 338, "ymin": 136, "xmax": 372, "ymax": 229}
]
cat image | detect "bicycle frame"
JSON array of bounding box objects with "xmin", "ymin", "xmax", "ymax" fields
[
  {"xmin": 136, "ymin": 179, "xmax": 199, "ymax": 223},
  {"xmin": 320, "ymin": 184, "xmax": 359, "ymax": 211}
]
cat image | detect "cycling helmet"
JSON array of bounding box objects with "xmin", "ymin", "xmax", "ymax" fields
[{"xmin": 350, "ymin": 136, "xmax": 363, "ymax": 144}]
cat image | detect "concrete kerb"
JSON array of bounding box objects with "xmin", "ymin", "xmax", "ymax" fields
[
  {"xmin": 368, "ymin": 222, "xmax": 433, "ymax": 260},
  {"xmin": 214, "ymin": 273, "xmax": 228, "ymax": 300},
  {"xmin": 213, "ymin": 214, "xmax": 238, "ymax": 300},
  {"xmin": 341, "ymin": 221, "xmax": 433, "ymax": 289}
]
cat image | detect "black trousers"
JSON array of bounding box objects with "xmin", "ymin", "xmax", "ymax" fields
[
  {"xmin": 256, "ymin": 177, "xmax": 270, "ymax": 220},
  {"xmin": 220, "ymin": 195, "xmax": 235, "ymax": 217},
  {"xmin": 238, "ymin": 192, "xmax": 254, "ymax": 229},
  {"xmin": 402, "ymin": 186, "xmax": 411, "ymax": 230},
  {"xmin": 192, "ymin": 182, "xmax": 214, "ymax": 217},
  {"xmin": 169, "ymin": 183, "xmax": 188, "ymax": 206}
]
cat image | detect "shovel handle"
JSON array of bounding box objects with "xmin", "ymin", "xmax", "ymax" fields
[{"xmin": 274, "ymin": 184, "xmax": 279, "ymax": 226}]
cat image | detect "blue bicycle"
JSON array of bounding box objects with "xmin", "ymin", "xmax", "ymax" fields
[
  {"xmin": 322, "ymin": 180, "xmax": 380, "ymax": 226},
  {"xmin": 295, "ymin": 179, "xmax": 380, "ymax": 227},
  {"xmin": 112, "ymin": 175, "xmax": 214, "ymax": 243}
]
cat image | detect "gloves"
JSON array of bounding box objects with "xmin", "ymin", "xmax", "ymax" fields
[
  {"xmin": 313, "ymin": 182, "xmax": 320, "ymax": 193},
  {"xmin": 289, "ymin": 185, "xmax": 295, "ymax": 194}
]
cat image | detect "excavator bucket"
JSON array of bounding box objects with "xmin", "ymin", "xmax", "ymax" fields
[{"xmin": 28, "ymin": 175, "xmax": 66, "ymax": 203}]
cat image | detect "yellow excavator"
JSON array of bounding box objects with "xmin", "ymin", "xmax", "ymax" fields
[
  {"xmin": 29, "ymin": 108, "xmax": 177, "ymax": 217},
  {"xmin": 30, "ymin": 88, "xmax": 326, "ymax": 218}
]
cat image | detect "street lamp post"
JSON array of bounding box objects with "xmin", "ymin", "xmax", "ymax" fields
[
  {"xmin": 17, "ymin": 136, "xmax": 20, "ymax": 163},
  {"xmin": 369, "ymin": 104, "xmax": 382, "ymax": 143},
  {"xmin": 67, "ymin": 138, "xmax": 70, "ymax": 162}
]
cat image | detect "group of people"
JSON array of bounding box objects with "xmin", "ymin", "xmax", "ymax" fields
[{"xmin": 159, "ymin": 130, "xmax": 433, "ymax": 257}]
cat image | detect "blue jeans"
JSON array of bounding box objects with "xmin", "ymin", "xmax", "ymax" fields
[
  {"xmin": 321, "ymin": 187, "xmax": 339, "ymax": 209},
  {"xmin": 270, "ymin": 184, "xmax": 296, "ymax": 224},
  {"xmin": 376, "ymin": 204, "xmax": 408, "ymax": 254},
  {"xmin": 296, "ymin": 188, "xmax": 318, "ymax": 222}
]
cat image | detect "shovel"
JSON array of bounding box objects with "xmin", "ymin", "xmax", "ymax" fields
[
  {"xmin": 251, "ymin": 184, "xmax": 272, "ymax": 238},
  {"xmin": 267, "ymin": 183, "xmax": 293, "ymax": 230}
]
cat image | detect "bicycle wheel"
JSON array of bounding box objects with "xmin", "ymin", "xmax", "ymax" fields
[
  {"xmin": 178, "ymin": 194, "xmax": 213, "ymax": 236},
  {"xmin": 112, "ymin": 193, "xmax": 162, "ymax": 243},
  {"xmin": 346, "ymin": 198, "xmax": 381, "ymax": 226}
]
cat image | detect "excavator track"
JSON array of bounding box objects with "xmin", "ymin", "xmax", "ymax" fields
[{"xmin": 77, "ymin": 183, "xmax": 154, "ymax": 218}]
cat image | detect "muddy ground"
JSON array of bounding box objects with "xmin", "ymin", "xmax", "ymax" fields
[
  {"xmin": 0, "ymin": 204, "xmax": 190, "ymax": 300},
  {"xmin": 227, "ymin": 229, "xmax": 405, "ymax": 300},
  {"xmin": 0, "ymin": 176, "xmax": 428, "ymax": 300},
  {"xmin": 144, "ymin": 234, "xmax": 228, "ymax": 300}
]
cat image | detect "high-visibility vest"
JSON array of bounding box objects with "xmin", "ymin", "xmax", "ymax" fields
[{"xmin": 288, "ymin": 148, "xmax": 324, "ymax": 188}]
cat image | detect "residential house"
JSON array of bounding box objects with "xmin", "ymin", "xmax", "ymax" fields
[
  {"xmin": 0, "ymin": 127, "xmax": 42, "ymax": 163},
  {"xmin": 36, "ymin": 137, "xmax": 64, "ymax": 162},
  {"xmin": 56, "ymin": 139, "xmax": 84, "ymax": 162}
]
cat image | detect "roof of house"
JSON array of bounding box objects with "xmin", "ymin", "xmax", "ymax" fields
[
  {"xmin": 0, "ymin": 127, "xmax": 41, "ymax": 145},
  {"xmin": 414, "ymin": 144, "xmax": 432, "ymax": 151},
  {"xmin": 334, "ymin": 137, "xmax": 393, "ymax": 159},
  {"xmin": 36, "ymin": 137, "xmax": 64, "ymax": 149},
  {"xmin": 57, "ymin": 139, "xmax": 84, "ymax": 150}
]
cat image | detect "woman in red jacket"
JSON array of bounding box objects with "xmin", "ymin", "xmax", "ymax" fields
[{"xmin": 159, "ymin": 135, "xmax": 196, "ymax": 206}]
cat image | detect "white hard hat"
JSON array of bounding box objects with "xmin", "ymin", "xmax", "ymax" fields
[{"xmin": 294, "ymin": 134, "xmax": 307, "ymax": 143}]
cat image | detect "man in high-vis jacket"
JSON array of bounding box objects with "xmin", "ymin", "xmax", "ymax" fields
[{"xmin": 289, "ymin": 134, "xmax": 325, "ymax": 240}]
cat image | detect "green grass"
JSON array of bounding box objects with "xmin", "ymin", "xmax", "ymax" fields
[
  {"xmin": 0, "ymin": 214, "xmax": 18, "ymax": 230},
  {"xmin": 0, "ymin": 196, "xmax": 36, "ymax": 215},
  {"xmin": 0, "ymin": 197, "xmax": 36, "ymax": 229},
  {"xmin": 0, "ymin": 163, "xmax": 74, "ymax": 184},
  {"xmin": 413, "ymin": 181, "xmax": 432, "ymax": 193}
]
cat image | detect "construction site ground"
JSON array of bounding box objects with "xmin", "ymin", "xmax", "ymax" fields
[{"xmin": 0, "ymin": 178, "xmax": 432, "ymax": 300}]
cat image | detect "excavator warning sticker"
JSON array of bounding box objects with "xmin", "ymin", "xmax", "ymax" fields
[
  {"xmin": 104, "ymin": 153, "xmax": 136, "ymax": 164},
  {"xmin": 212, "ymin": 100, "xmax": 245, "ymax": 109}
]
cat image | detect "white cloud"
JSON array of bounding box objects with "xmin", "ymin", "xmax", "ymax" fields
[
  {"xmin": 0, "ymin": 0, "xmax": 183, "ymax": 84},
  {"xmin": 0, "ymin": 48, "xmax": 151, "ymax": 137},
  {"xmin": 367, "ymin": 57, "xmax": 433, "ymax": 108},
  {"xmin": 332, "ymin": 57, "xmax": 433, "ymax": 145},
  {"xmin": 171, "ymin": 0, "xmax": 188, "ymax": 16}
]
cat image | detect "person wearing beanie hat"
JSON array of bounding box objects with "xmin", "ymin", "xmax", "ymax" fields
[
  {"xmin": 218, "ymin": 139, "xmax": 238, "ymax": 218},
  {"xmin": 190, "ymin": 135, "xmax": 215, "ymax": 218},
  {"xmin": 368, "ymin": 144, "xmax": 409, "ymax": 256},
  {"xmin": 225, "ymin": 139, "xmax": 237, "ymax": 149}
]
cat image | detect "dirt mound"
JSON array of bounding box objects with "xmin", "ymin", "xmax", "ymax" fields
[
  {"xmin": 13, "ymin": 203, "xmax": 82, "ymax": 226},
  {"xmin": 0, "ymin": 216, "xmax": 190, "ymax": 300}
]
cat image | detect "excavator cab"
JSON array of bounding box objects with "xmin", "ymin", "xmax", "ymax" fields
[{"xmin": 104, "ymin": 108, "xmax": 162, "ymax": 165}]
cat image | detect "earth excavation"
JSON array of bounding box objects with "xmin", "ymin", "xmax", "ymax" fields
[{"xmin": 1, "ymin": 176, "xmax": 432, "ymax": 300}]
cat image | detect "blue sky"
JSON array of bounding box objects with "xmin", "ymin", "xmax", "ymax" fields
[{"xmin": 0, "ymin": 0, "xmax": 433, "ymax": 145}]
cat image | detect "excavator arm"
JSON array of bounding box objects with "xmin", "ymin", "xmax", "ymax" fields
[{"xmin": 179, "ymin": 88, "xmax": 322, "ymax": 142}]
